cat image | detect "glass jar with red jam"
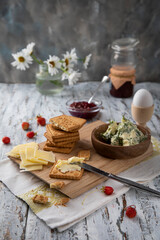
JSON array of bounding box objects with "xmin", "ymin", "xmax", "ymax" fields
[
  {"xmin": 109, "ymin": 38, "xmax": 139, "ymax": 98},
  {"xmin": 66, "ymin": 98, "xmax": 102, "ymax": 119}
]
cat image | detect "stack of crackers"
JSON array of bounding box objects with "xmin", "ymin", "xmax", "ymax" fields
[{"xmin": 43, "ymin": 115, "xmax": 86, "ymax": 154}]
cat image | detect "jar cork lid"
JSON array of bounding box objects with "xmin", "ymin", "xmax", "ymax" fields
[{"xmin": 109, "ymin": 67, "xmax": 136, "ymax": 90}]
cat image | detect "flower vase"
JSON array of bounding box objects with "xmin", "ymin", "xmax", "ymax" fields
[{"xmin": 36, "ymin": 64, "xmax": 63, "ymax": 95}]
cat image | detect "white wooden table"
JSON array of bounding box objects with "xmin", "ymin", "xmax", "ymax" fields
[{"xmin": 0, "ymin": 82, "xmax": 160, "ymax": 240}]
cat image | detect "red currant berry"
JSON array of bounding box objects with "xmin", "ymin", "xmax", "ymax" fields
[
  {"xmin": 37, "ymin": 116, "xmax": 46, "ymax": 126},
  {"xmin": 2, "ymin": 136, "xmax": 10, "ymax": 144},
  {"xmin": 22, "ymin": 122, "xmax": 30, "ymax": 130},
  {"xmin": 101, "ymin": 186, "xmax": 114, "ymax": 195},
  {"xmin": 26, "ymin": 131, "xmax": 36, "ymax": 139},
  {"xmin": 125, "ymin": 205, "xmax": 137, "ymax": 218}
]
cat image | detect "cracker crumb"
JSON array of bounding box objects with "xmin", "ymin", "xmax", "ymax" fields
[
  {"xmin": 50, "ymin": 181, "xmax": 65, "ymax": 189},
  {"xmin": 78, "ymin": 150, "xmax": 91, "ymax": 161},
  {"xmin": 32, "ymin": 194, "xmax": 48, "ymax": 204}
]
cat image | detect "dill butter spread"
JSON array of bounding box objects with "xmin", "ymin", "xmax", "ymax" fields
[
  {"xmin": 55, "ymin": 157, "xmax": 84, "ymax": 173},
  {"xmin": 102, "ymin": 116, "xmax": 146, "ymax": 146}
]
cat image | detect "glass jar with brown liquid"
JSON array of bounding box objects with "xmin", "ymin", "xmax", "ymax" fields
[{"xmin": 109, "ymin": 38, "xmax": 139, "ymax": 98}]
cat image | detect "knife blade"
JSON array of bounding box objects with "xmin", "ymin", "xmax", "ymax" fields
[{"xmin": 71, "ymin": 162, "xmax": 160, "ymax": 197}]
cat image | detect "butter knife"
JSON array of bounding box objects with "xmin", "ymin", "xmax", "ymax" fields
[{"xmin": 71, "ymin": 162, "xmax": 160, "ymax": 197}]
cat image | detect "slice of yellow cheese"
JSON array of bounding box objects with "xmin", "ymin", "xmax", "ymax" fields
[
  {"xmin": 7, "ymin": 152, "xmax": 20, "ymax": 158},
  {"xmin": 20, "ymin": 163, "xmax": 43, "ymax": 171},
  {"xmin": 34, "ymin": 149, "xmax": 55, "ymax": 163},
  {"xmin": 8, "ymin": 142, "xmax": 55, "ymax": 171},
  {"xmin": 20, "ymin": 151, "xmax": 42, "ymax": 167},
  {"xmin": 25, "ymin": 146, "xmax": 37, "ymax": 160},
  {"xmin": 24, "ymin": 165, "xmax": 43, "ymax": 171},
  {"xmin": 8, "ymin": 145, "xmax": 26, "ymax": 157},
  {"xmin": 8, "ymin": 142, "xmax": 38, "ymax": 157},
  {"xmin": 27, "ymin": 158, "xmax": 48, "ymax": 165}
]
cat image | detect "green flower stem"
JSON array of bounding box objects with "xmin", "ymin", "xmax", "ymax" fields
[
  {"xmin": 50, "ymin": 80, "xmax": 63, "ymax": 87},
  {"xmin": 31, "ymin": 54, "xmax": 43, "ymax": 64},
  {"xmin": 78, "ymin": 58, "xmax": 85, "ymax": 62},
  {"xmin": 61, "ymin": 66, "xmax": 68, "ymax": 73}
]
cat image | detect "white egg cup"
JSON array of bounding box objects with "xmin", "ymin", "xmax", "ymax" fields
[{"xmin": 131, "ymin": 104, "xmax": 154, "ymax": 132}]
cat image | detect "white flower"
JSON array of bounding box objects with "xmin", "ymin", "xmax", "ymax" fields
[
  {"xmin": 61, "ymin": 69, "xmax": 73, "ymax": 81},
  {"xmin": 62, "ymin": 48, "xmax": 78, "ymax": 70},
  {"xmin": 68, "ymin": 71, "xmax": 81, "ymax": 85},
  {"xmin": 69, "ymin": 48, "xmax": 78, "ymax": 63},
  {"xmin": 23, "ymin": 42, "xmax": 35, "ymax": 55},
  {"xmin": 83, "ymin": 53, "xmax": 92, "ymax": 69},
  {"xmin": 11, "ymin": 51, "xmax": 33, "ymax": 70},
  {"xmin": 45, "ymin": 55, "xmax": 61, "ymax": 76}
]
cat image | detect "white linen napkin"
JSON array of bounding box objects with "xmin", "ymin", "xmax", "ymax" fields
[{"xmin": 0, "ymin": 137, "xmax": 160, "ymax": 232}]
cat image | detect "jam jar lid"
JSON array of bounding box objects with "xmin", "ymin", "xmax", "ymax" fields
[{"xmin": 111, "ymin": 38, "xmax": 139, "ymax": 51}]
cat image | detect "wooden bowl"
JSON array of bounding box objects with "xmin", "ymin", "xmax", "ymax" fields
[{"xmin": 91, "ymin": 123, "xmax": 151, "ymax": 159}]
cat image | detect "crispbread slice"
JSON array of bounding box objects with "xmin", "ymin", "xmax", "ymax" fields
[
  {"xmin": 44, "ymin": 132, "xmax": 55, "ymax": 143},
  {"xmin": 43, "ymin": 143, "xmax": 75, "ymax": 154},
  {"xmin": 46, "ymin": 124, "xmax": 79, "ymax": 139},
  {"xmin": 77, "ymin": 150, "xmax": 91, "ymax": 161},
  {"xmin": 53, "ymin": 136, "xmax": 80, "ymax": 143},
  {"xmin": 51, "ymin": 125, "xmax": 78, "ymax": 132},
  {"xmin": 46, "ymin": 139, "xmax": 75, "ymax": 148},
  {"xmin": 44, "ymin": 132, "xmax": 80, "ymax": 143},
  {"xmin": 50, "ymin": 181, "xmax": 65, "ymax": 189},
  {"xmin": 49, "ymin": 115, "xmax": 86, "ymax": 132},
  {"xmin": 49, "ymin": 161, "xmax": 84, "ymax": 180}
]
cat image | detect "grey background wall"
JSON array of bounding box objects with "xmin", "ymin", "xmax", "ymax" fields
[{"xmin": 0, "ymin": 0, "xmax": 160, "ymax": 83}]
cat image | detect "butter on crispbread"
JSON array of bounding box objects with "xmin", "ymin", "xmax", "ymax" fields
[
  {"xmin": 49, "ymin": 156, "xmax": 85, "ymax": 180},
  {"xmin": 49, "ymin": 161, "xmax": 84, "ymax": 180},
  {"xmin": 43, "ymin": 143, "xmax": 75, "ymax": 154},
  {"xmin": 49, "ymin": 115, "xmax": 86, "ymax": 132},
  {"xmin": 46, "ymin": 124, "xmax": 79, "ymax": 139},
  {"xmin": 77, "ymin": 150, "xmax": 91, "ymax": 161}
]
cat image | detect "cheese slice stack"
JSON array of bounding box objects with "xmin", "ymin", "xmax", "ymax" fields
[{"xmin": 7, "ymin": 142, "xmax": 55, "ymax": 171}]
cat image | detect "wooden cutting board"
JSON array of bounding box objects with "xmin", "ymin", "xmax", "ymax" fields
[{"xmin": 9, "ymin": 120, "xmax": 153, "ymax": 198}]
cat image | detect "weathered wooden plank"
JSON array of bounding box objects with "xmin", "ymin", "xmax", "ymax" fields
[{"xmin": 0, "ymin": 182, "xmax": 28, "ymax": 240}]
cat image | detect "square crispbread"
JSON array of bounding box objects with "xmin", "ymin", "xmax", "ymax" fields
[
  {"xmin": 49, "ymin": 160, "xmax": 84, "ymax": 180},
  {"xmin": 44, "ymin": 132, "xmax": 80, "ymax": 143},
  {"xmin": 50, "ymin": 181, "xmax": 65, "ymax": 189},
  {"xmin": 77, "ymin": 150, "xmax": 91, "ymax": 161},
  {"xmin": 43, "ymin": 143, "xmax": 75, "ymax": 154},
  {"xmin": 46, "ymin": 124, "xmax": 79, "ymax": 139},
  {"xmin": 51, "ymin": 125, "xmax": 78, "ymax": 132},
  {"xmin": 53, "ymin": 136, "xmax": 80, "ymax": 143},
  {"xmin": 49, "ymin": 115, "xmax": 86, "ymax": 132},
  {"xmin": 46, "ymin": 139, "xmax": 76, "ymax": 148},
  {"xmin": 44, "ymin": 132, "xmax": 54, "ymax": 143}
]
